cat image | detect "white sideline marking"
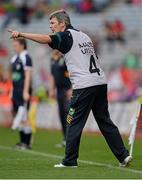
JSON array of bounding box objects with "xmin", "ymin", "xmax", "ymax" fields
[
  {"xmin": 0, "ymin": 145, "xmax": 142, "ymax": 175},
  {"xmin": 0, "ymin": 158, "xmax": 40, "ymax": 161}
]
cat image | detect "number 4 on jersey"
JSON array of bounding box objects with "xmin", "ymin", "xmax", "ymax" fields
[{"xmin": 89, "ymin": 55, "xmax": 100, "ymax": 75}]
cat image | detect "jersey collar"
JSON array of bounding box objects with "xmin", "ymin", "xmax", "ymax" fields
[
  {"xmin": 11, "ymin": 50, "xmax": 28, "ymax": 63},
  {"xmin": 64, "ymin": 24, "xmax": 74, "ymax": 31},
  {"xmin": 65, "ymin": 24, "xmax": 79, "ymax": 32},
  {"xmin": 19, "ymin": 50, "xmax": 28, "ymax": 57}
]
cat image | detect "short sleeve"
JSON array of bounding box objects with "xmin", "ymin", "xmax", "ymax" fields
[
  {"xmin": 48, "ymin": 31, "xmax": 73, "ymax": 54},
  {"xmin": 24, "ymin": 54, "xmax": 33, "ymax": 70}
]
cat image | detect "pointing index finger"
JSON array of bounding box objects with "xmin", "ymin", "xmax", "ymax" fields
[{"xmin": 7, "ymin": 29, "xmax": 13, "ymax": 33}]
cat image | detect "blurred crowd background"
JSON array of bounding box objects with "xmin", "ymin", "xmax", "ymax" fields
[{"xmin": 0, "ymin": 0, "xmax": 142, "ymax": 131}]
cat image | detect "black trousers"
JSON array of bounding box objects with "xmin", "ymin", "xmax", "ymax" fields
[
  {"xmin": 62, "ymin": 84, "xmax": 129, "ymax": 166},
  {"xmin": 57, "ymin": 88, "xmax": 70, "ymax": 140}
]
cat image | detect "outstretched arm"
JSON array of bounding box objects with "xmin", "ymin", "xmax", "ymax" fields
[{"xmin": 8, "ymin": 29, "xmax": 52, "ymax": 44}]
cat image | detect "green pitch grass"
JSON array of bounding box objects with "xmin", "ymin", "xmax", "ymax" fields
[{"xmin": 0, "ymin": 127, "xmax": 142, "ymax": 179}]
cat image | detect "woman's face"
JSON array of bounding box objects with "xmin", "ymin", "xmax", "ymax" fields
[
  {"xmin": 49, "ymin": 17, "xmax": 66, "ymax": 33},
  {"xmin": 13, "ymin": 41, "xmax": 24, "ymax": 54}
]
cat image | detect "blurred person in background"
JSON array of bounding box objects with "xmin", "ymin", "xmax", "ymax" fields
[
  {"xmin": 107, "ymin": 65, "xmax": 125, "ymax": 102},
  {"xmin": 120, "ymin": 51, "xmax": 140, "ymax": 101},
  {"xmin": 49, "ymin": 50, "xmax": 72, "ymax": 148},
  {"xmin": 108, "ymin": 51, "xmax": 140, "ymax": 102},
  {"xmin": 0, "ymin": 1, "xmax": 16, "ymax": 32},
  {"xmin": 123, "ymin": 51, "xmax": 140, "ymax": 69},
  {"xmin": 0, "ymin": 42, "xmax": 8, "ymax": 57},
  {"xmin": 17, "ymin": 0, "xmax": 30, "ymax": 25},
  {"xmin": 79, "ymin": 0, "xmax": 94, "ymax": 13},
  {"xmin": 0, "ymin": 0, "xmax": 31, "ymax": 32},
  {"xmin": 126, "ymin": 0, "xmax": 142, "ymax": 5},
  {"xmin": 34, "ymin": 0, "xmax": 48, "ymax": 19},
  {"xmin": 112, "ymin": 19, "xmax": 125, "ymax": 44},
  {"xmin": 104, "ymin": 19, "xmax": 125, "ymax": 50},
  {"xmin": 104, "ymin": 20, "xmax": 115, "ymax": 50},
  {"xmin": 0, "ymin": 71, "xmax": 12, "ymax": 126},
  {"xmin": 10, "ymin": 38, "xmax": 33, "ymax": 150}
]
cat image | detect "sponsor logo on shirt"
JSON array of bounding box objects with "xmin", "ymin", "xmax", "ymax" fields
[
  {"xmin": 78, "ymin": 41, "xmax": 95, "ymax": 55},
  {"xmin": 12, "ymin": 72, "xmax": 21, "ymax": 82}
]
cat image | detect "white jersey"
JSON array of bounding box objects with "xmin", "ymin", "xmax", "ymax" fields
[{"xmin": 64, "ymin": 29, "xmax": 106, "ymax": 89}]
